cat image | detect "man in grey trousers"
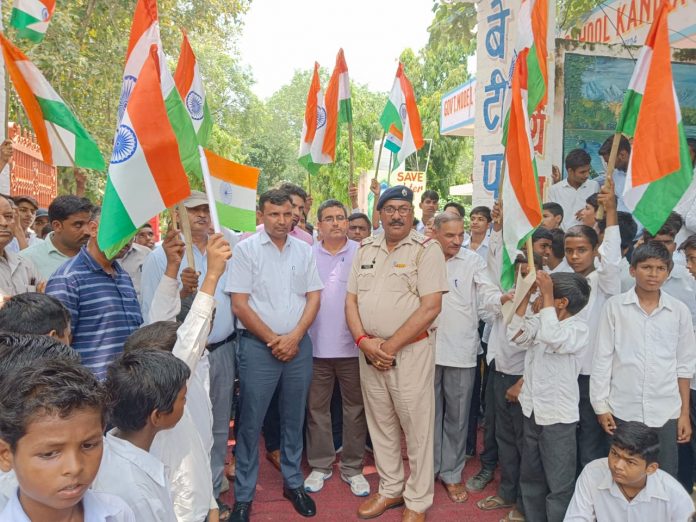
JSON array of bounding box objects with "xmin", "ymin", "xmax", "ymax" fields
[{"xmin": 431, "ymin": 212, "xmax": 500, "ymax": 502}]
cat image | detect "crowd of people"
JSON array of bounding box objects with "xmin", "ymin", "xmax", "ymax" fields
[{"xmin": 0, "ymin": 133, "xmax": 694, "ymax": 522}]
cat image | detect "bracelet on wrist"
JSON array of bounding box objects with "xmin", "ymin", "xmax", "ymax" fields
[{"xmin": 355, "ymin": 334, "xmax": 371, "ymax": 348}]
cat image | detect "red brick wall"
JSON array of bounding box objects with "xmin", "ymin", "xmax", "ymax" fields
[{"xmin": 8, "ymin": 123, "xmax": 57, "ymax": 208}]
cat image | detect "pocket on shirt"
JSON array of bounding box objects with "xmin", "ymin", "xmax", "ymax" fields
[{"xmin": 356, "ymin": 271, "xmax": 375, "ymax": 293}]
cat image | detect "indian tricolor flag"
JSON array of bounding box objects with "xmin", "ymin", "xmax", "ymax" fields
[
  {"xmin": 117, "ymin": 0, "xmax": 200, "ymax": 178},
  {"xmin": 298, "ymin": 62, "xmax": 331, "ymax": 175},
  {"xmin": 0, "ymin": 34, "xmax": 104, "ymax": 170},
  {"xmin": 616, "ymin": 0, "xmax": 692, "ymax": 235},
  {"xmin": 98, "ymin": 45, "xmax": 190, "ymax": 258},
  {"xmin": 502, "ymin": 0, "xmax": 548, "ymax": 140},
  {"xmin": 379, "ymin": 63, "xmax": 424, "ymax": 170},
  {"xmin": 200, "ymin": 147, "xmax": 259, "ymax": 233},
  {"xmin": 322, "ymin": 48, "xmax": 352, "ymax": 160},
  {"xmin": 174, "ymin": 32, "xmax": 212, "ymax": 147},
  {"xmin": 500, "ymin": 0, "xmax": 544, "ymax": 291},
  {"xmin": 10, "ymin": 0, "xmax": 55, "ymax": 43}
]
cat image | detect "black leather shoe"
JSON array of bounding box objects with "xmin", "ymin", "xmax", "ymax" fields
[
  {"xmin": 230, "ymin": 501, "xmax": 252, "ymax": 522},
  {"xmin": 283, "ymin": 486, "xmax": 317, "ymax": 517}
]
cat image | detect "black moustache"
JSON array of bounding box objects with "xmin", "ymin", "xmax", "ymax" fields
[{"xmin": 390, "ymin": 221, "xmax": 404, "ymax": 226}]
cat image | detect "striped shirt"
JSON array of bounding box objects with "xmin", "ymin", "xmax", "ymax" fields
[{"xmin": 46, "ymin": 247, "xmax": 143, "ymax": 379}]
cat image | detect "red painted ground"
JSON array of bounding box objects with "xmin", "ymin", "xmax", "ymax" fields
[{"xmin": 221, "ymin": 426, "xmax": 506, "ymax": 521}]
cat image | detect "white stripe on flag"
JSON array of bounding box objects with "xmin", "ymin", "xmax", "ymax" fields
[
  {"xmin": 123, "ymin": 23, "xmax": 160, "ymax": 79},
  {"xmin": 210, "ymin": 177, "xmax": 256, "ymax": 210},
  {"xmin": 627, "ymin": 47, "xmax": 651, "ymax": 94},
  {"xmin": 14, "ymin": 0, "xmax": 45, "ymax": 19},
  {"xmin": 47, "ymin": 123, "xmax": 75, "ymax": 167},
  {"xmin": 15, "ymin": 60, "xmax": 62, "ymax": 102},
  {"xmin": 109, "ymin": 111, "xmax": 166, "ymax": 225}
]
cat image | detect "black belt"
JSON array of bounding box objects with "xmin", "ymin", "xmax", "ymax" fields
[
  {"xmin": 239, "ymin": 329, "xmax": 260, "ymax": 342},
  {"xmin": 206, "ymin": 332, "xmax": 237, "ymax": 352}
]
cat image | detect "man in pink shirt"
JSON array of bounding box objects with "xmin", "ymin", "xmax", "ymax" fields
[{"xmin": 303, "ymin": 199, "xmax": 369, "ymax": 497}]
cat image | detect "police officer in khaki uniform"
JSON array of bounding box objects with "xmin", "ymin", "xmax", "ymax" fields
[{"xmin": 346, "ymin": 186, "xmax": 448, "ymax": 522}]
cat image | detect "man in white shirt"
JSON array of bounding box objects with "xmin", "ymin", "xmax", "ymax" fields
[
  {"xmin": 596, "ymin": 134, "xmax": 631, "ymax": 214},
  {"xmin": 565, "ymin": 421, "xmax": 694, "ymax": 522},
  {"xmin": 227, "ymin": 189, "xmax": 323, "ymax": 521},
  {"xmin": 547, "ymin": 149, "xmax": 599, "ymax": 231},
  {"xmin": 431, "ymin": 212, "xmax": 500, "ymax": 503},
  {"xmin": 591, "ymin": 242, "xmax": 696, "ymax": 478},
  {"xmin": 508, "ymin": 271, "xmax": 590, "ymax": 522}
]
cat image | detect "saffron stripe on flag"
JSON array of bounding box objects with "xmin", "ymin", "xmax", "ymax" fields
[{"xmin": 204, "ymin": 149, "xmax": 259, "ymax": 189}]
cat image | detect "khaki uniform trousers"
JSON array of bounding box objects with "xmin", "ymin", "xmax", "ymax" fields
[{"xmin": 359, "ymin": 337, "xmax": 435, "ymax": 513}]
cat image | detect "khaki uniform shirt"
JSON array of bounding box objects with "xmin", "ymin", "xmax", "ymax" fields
[
  {"xmin": 348, "ymin": 230, "xmax": 448, "ymax": 339},
  {"xmin": 0, "ymin": 250, "xmax": 44, "ymax": 296}
]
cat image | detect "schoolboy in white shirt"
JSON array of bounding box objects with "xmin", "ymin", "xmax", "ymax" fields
[
  {"xmin": 93, "ymin": 349, "xmax": 190, "ymax": 520},
  {"xmin": 565, "ymin": 421, "xmax": 694, "ymax": 521},
  {"xmin": 591, "ymin": 242, "xmax": 696, "ymax": 478},
  {"xmin": 508, "ymin": 271, "xmax": 591, "ymax": 522},
  {"xmin": 0, "ymin": 358, "xmax": 135, "ymax": 522},
  {"xmin": 125, "ymin": 231, "xmax": 232, "ymax": 522}
]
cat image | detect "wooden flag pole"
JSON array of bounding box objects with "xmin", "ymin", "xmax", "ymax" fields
[
  {"xmin": 373, "ymin": 131, "xmax": 386, "ymax": 180},
  {"xmin": 175, "ymin": 202, "xmax": 196, "ymax": 272},
  {"xmin": 526, "ymin": 236, "xmax": 536, "ymax": 276},
  {"xmin": 307, "ymin": 170, "xmax": 312, "ymax": 196},
  {"xmin": 496, "ymin": 153, "xmax": 508, "ymax": 225},
  {"xmin": 348, "ymin": 121, "xmax": 355, "ymax": 190},
  {"xmin": 596, "ymin": 132, "xmax": 622, "ymax": 220}
]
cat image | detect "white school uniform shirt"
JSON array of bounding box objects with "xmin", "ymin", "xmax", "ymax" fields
[
  {"xmin": 225, "ymin": 230, "xmax": 324, "ymax": 333},
  {"xmin": 620, "ymin": 261, "xmax": 696, "ymax": 324},
  {"xmin": 149, "ymin": 281, "xmax": 217, "ymax": 520},
  {"xmin": 576, "ymin": 225, "xmax": 622, "ymax": 375},
  {"xmin": 435, "ymin": 247, "xmax": 500, "ymax": 368},
  {"xmin": 0, "ymin": 471, "xmax": 16, "ymax": 512},
  {"xmin": 564, "ymin": 457, "xmax": 694, "ymax": 522},
  {"xmin": 508, "ymin": 308, "xmax": 589, "ymax": 425},
  {"xmin": 547, "ymin": 178, "xmax": 599, "ymax": 231},
  {"xmin": 92, "ymin": 431, "xmax": 176, "ymax": 522},
  {"xmin": 590, "ymin": 289, "xmax": 696, "ymax": 427},
  {"xmin": 0, "ymin": 489, "xmax": 135, "ymax": 522}
]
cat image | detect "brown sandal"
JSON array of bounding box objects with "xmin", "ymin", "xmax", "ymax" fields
[
  {"xmin": 476, "ymin": 495, "xmax": 514, "ymax": 511},
  {"xmin": 442, "ymin": 481, "xmax": 469, "ymax": 503}
]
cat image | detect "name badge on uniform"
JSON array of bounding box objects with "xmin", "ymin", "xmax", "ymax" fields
[{"xmin": 361, "ymin": 264, "xmax": 374, "ymax": 269}]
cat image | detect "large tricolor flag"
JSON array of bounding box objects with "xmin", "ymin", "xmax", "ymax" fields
[
  {"xmin": 200, "ymin": 147, "xmax": 259, "ymax": 233},
  {"xmin": 0, "ymin": 34, "xmax": 104, "ymax": 170},
  {"xmin": 379, "ymin": 63, "xmax": 424, "ymax": 170},
  {"xmin": 616, "ymin": 0, "xmax": 692, "ymax": 235},
  {"xmin": 174, "ymin": 32, "xmax": 212, "ymax": 147},
  {"xmin": 298, "ymin": 62, "xmax": 331, "ymax": 175},
  {"xmin": 500, "ymin": 0, "xmax": 544, "ymax": 290},
  {"xmin": 117, "ymin": 0, "xmax": 200, "ymax": 178},
  {"xmin": 10, "ymin": 0, "xmax": 55, "ymax": 43},
  {"xmin": 322, "ymin": 48, "xmax": 352, "ymax": 161},
  {"xmin": 98, "ymin": 46, "xmax": 190, "ymax": 258}
]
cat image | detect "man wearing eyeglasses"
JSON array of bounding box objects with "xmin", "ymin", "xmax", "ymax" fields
[
  {"xmin": 346, "ymin": 185, "xmax": 448, "ymax": 522},
  {"xmin": 303, "ymin": 199, "xmax": 370, "ymax": 497}
]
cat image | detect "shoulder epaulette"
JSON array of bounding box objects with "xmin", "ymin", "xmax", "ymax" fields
[
  {"xmin": 411, "ymin": 231, "xmax": 432, "ymax": 246},
  {"xmin": 360, "ymin": 236, "xmax": 376, "ymax": 247}
]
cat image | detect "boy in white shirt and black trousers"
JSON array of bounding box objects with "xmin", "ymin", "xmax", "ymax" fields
[
  {"xmin": 508, "ymin": 271, "xmax": 591, "ymax": 522},
  {"xmin": 591, "ymin": 241, "xmax": 696, "ymax": 479}
]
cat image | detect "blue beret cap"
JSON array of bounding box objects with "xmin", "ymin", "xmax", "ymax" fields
[{"xmin": 377, "ymin": 185, "xmax": 414, "ymax": 211}]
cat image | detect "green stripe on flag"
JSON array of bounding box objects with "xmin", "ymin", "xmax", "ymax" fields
[
  {"xmin": 298, "ymin": 154, "xmax": 321, "ymax": 175},
  {"xmin": 632, "ymin": 125, "xmax": 693, "ymax": 235},
  {"xmin": 215, "ymin": 202, "xmax": 256, "ymax": 233},
  {"xmin": 197, "ymin": 100, "xmax": 212, "ymax": 147},
  {"xmin": 526, "ymin": 45, "xmax": 545, "ymax": 113},
  {"xmin": 97, "ymin": 177, "xmax": 138, "ymax": 257},
  {"xmin": 36, "ymin": 97, "xmax": 105, "ymax": 171},
  {"xmin": 339, "ymin": 99, "xmax": 352, "ymax": 124},
  {"xmin": 380, "ymin": 101, "xmax": 402, "ymax": 133},
  {"xmin": 616, "ymin": 90, "xmax": 642, "ymax": 136},
  {"xmin": 165, "ymin": 88, "xmax": 202, "ymax": 179},
  {"xmin": 10, "ymin": 9, "xmax": 45, "ymax": 43}
]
